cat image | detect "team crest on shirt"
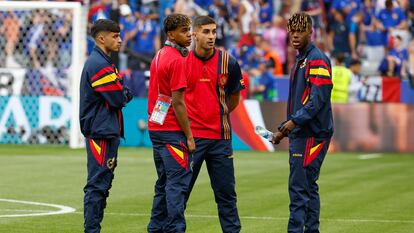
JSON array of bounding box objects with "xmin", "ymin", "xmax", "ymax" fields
[
  {"xmin": 300, "ymin": 58, "xmax": 307, "ymax": 69},
  {"xmin": 392, "ymin": 13, "xmax": 398, "ymax": 20},
  {"xmin": 219, "ymin": 74, "xmax": 228, "ymax": 87},
  {"xmin": 240, "ymin": 79, "xmax": 245, "ymax": 87}
]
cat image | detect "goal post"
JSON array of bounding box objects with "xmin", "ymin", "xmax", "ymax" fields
[{"xmin": 0, "ymin": 1, "xmax": 86, "ymax": 148}]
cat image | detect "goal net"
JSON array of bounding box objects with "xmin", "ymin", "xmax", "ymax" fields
[{"xmin": 0, "ymin": 1, "xmax": 86, "ymax": 148}]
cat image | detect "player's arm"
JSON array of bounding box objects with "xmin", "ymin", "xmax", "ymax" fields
[
  {"xmin": 90, "ymin": 65, "xmax": 131, "ymax": 108},
  {"xmin": 228, "ymin": 92, "xmax": 240, "ymax": 112},
  {"xmin": 227, "ymin": 57, "xmax": 245, "ymax": 112},
  {"xmin": 290, "ymin": 58, "xmax": 333, "ymax": 126},
  {"xmin": 172, "ymin": 89, "xmax": 195, "ymax": 152},
  {"xmin": 169, "ymin": 58, "xmax": 195, "ymax": 152}
]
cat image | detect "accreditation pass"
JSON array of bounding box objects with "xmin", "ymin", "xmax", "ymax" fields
[{"xmin": 150, "ymin": 94, "xmax": 172, "ymax": 125}]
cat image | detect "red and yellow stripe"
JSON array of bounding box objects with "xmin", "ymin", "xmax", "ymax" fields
[
  {"xmin": 220, "ymin": 51, "xmax": 231, "ymax": 139},
  {"xmin": 91, "ymin": 66, "xmax": 114, "ymax": 81},
  {"xmin": 304, "ymin": 138, "xmax": 326, "ymax": 167},
  {"xmin": 166, "ymin": 144, "xmax": 188, "ymax": 170},
  {"xmin": 92, "ymin": 73, "xmax": 118, "ymax": 87},
  {"xmin": 88, "ymin": 139, "xmax": 106, "ymax": 166}
]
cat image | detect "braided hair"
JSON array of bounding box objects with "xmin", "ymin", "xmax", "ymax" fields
[{"xmin": 287, "ymin": 12, "xmax": 312, "ymax": 33}]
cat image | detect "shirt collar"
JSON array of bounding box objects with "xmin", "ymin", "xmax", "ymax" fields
[
  {"xmin": 193, "ymin": 48, "xmax": 216, "ymax": 61},
  {"xmin": 94, "ymin": 46, "xmax": 113, "ymax": 64}
]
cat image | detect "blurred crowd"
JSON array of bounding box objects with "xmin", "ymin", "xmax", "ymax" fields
[
  {"xmin": 83, "ymin": 0, "xmax": 414, "ymax": 102},
  {"xmin": 1, "ymin": 0, "xmax": 414, "ymax": 102}
]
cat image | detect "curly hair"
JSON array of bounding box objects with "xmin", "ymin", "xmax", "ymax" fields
[
  {"xmin": 163, "ymin": 14, "xmax": 191, "ymax": 34},
  {"xmin": 287, "ymin": 12, "xmax": 312, "ymax": 32}
]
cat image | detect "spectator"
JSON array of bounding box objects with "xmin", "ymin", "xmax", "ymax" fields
[
  {"xmin": 375, "ymin": 0, "xmax": 408, "ymax": 47},
  {"xmin": 26, "ymin": 10, "xmax": 54, "ymax": 69},
  {"xmin": 263, "ymin": 15, "xmax": 288, "ymax": 70},
  {"xmin": 409, "ymin": 0, "xmax": 414, "ymax": 35},
  {"xmin": 348, "ymin": 11, "xmax": 363, "ymax": 59},
  {"xmin": 119, "ymin": 4, "xmax": 136, "ymax": 70},
  {"xmin": 51, "ymin": 9, "xmax": 72, "ymax": 69},
  {"xmin": 245, "ymin": 34, "xmax": 264, "ymax": 70},
  {"xmin": 87, "ymin": 0, "xmax": 111, "ymax": 23},
  {"xmin": 331, "ymin": 0, "xmax": 362, "ymax": 17},
  {"xmin": 124, "ymin": 8, "xmax": 160, "ymax": 70},
  {"xmin": 237, "ymin": 0, "xmax": 256, "ymax": 47},
  {"xmin": 119, "ymin": 4, "xmax": 135, "ymax": 44},
  {"xmin": 209, "ymin": 3, "xmax": 231, "ymax": 49},
  {"xmin": 2, "ymin": 11, "xmax": 20, "ymax": 68},
  {"xmin": 301, "ymin": 0, "xmax": 325, "ymax": 46},
  {"xmin": 194, "ymin": 0, "xmax": 214, "ymax": 9},
  {"xmin": 331, "ymin": 53, "xmax": 352, "ymax": 103},
  {"xmin": 379, "ymin": 35, "xmax": 408, "ymax": 77},
  {"xmin": 258, "ymin": 0, "xmax": 273, "ymax": 28},
  {"xmin": 328, "ymin": 10, "xmax": 351, "ymax": 59},
  {"xmin": 260, "ymin": 38, "xmax": 283, "ymax": 76},
  {"xmin": 174, "ymin": 0, "xmax": 208, "ymax": 17},
  {"xmin": 408, "ymin": 39, "xmax": 414, "ymax": 79},
  {"xmin": 251, "ymin": 59, "xmax": 278, "ymax": 101},
  {"xmin": 348, "ymin": 58, "xmax": 364, "ymax": 102},
  {"xmin": 361, "ymin": 0, "xmax": 385, "ymax": 63}
]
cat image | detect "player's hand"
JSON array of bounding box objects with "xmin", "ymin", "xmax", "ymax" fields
[
  {"xmin": 280, "ymin": 120, "xmax": 296, "ymax": 135},
  {"xmin": 187, "ymin": 137, "xmax": 196, "ymax": 153},
  {"xmin": 271, "ymin": 131, "xmax": 285, "ymax": 145},
  {"xmin": 123, "ymin": 86, "xmax": 133, "ymax": 103}
]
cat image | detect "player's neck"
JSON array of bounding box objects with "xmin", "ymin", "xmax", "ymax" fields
[
  {"xmin": 194, "ymin": 46, "xmax": 215, "ymax": 60},
  {"xmin": 298, "ymin": 41, "xmax": 311, "ymax": 54},
  {"xmin": 96, "ymin": 44, "xmax": 111, "ymax": 56}
]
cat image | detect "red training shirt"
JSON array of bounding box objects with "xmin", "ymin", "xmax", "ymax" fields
[
  {"xmin": 148, "ymin": 45, "xmax": 187, "ymax": 131},
  {"xmin": 185, "ymin": 49, "xmax": 244, "ymax": 139}
]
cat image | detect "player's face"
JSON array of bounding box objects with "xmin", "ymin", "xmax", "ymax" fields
[
  {"xmin": 170, "ymin": 25, "xmax": 192, "ymax": 48},
  {"xmin": 194, "ymin": 24, "xmax": 217, "ymax": 51},
  {"xmin": 289, "ymin": 28, "xmax": 312, "ymax": 52},
  {"xmin": 103, "ymin": 32, "xmax": 122, "ymax": 53}
]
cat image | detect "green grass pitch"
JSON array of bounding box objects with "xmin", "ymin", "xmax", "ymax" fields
[{"xmin": 0, "ymin": 145, "xmax": 413, "ymax": 233}]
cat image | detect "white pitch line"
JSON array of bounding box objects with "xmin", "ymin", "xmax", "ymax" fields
[
  {"xmin": 358, "ymin": 153, "xmax": 383, "ymax": 160},
  {"xmin": 0, "ymin": 199, "xmax": 76, "ymax": 218},
  {"xmin": 72, "ymin": 211, "xmax": 414, "ymax": 224},
  {"xmin": 0, "ymin": 209, "xmax": 51, "ymax": 213}
]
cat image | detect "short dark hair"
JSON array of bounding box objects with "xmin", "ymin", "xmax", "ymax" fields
[
  {"xmin": 350, "ymin": 58, "xmax": 361, "ymax": 66},
  {"xmin": 335, "ymin": 53, "xmax": 346, "ymax": 64},
  {"xmin": 163, "ymin": 13, "xmax": 191, "ymax": 34},
  {"xmin": 91, "ymin": 19, "xmax": 120, "ymax": 39},
  {"xmin": 193, "ymin": 16, "xmax": 216, "ymax": 30},
  {"xmin": 385, "ymin": 0, "xmax": 393, "ymax": 8},
  {"xmin": 287, "ymin": 12, "xmax": 312, "ymax": 32}
]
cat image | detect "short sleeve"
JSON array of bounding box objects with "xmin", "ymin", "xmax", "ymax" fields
[
  {"xmin": 169, "ymin": 58, "xmax": 187, "ymax": 91},
  {"xmin": 227, "ymin": 58, "xmax": 245, "ymax": 94}
]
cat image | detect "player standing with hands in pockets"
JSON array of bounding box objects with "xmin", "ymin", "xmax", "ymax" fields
[
  {"xmin": 147, "ymin": 13, "xmax": 195, "ymax": 233},
  {"xmin": 271, "ymin": 12, "xmax": 334, "ymax": 233},
  {"xmin": 80, "ymin": 19, "xmax": 133, "ymax": 233}
]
